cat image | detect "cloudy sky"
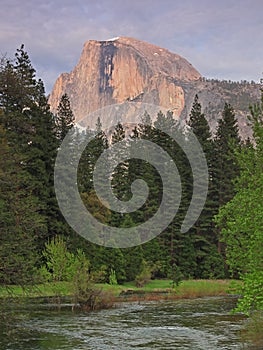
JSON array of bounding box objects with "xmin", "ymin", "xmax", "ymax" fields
[{"xmin": 1, "ymin": 0, "xmax": 262, "ymax": 93}]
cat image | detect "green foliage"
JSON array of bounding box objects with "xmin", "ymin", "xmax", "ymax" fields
[
  {"xmin": 40, "ymin": 236, "xmax": 110, "ymax": 311},
  {"xmin": 216, "ymin": 92, "xmax": 263, "ymax": 314},
  {"xmin": 188, "ymin": 94, "xmax": 216, "ymax": 233},
  {"xmin": 214, "ymin": 103, "xmax": 241, "ymax": 207},
  {"xmin": 71, "ymin": 249, "xmax": 91, "ymax": 300},
  {"xmin": 241, "ymin": 311, "xmax": 263, "ymax": 348},
  {"xmin": 78, "ymin": 124, "xmax": 108, "ymax": 195},
  {"xmin": 109, "ymin": 269, "xmax": 118, "ymax": 285},
  {"xmin": 135, "ymin": 260, "xmax": 152, "ymax": 287},
  {"xmin": 71, "ymin": 250, "xmax": 115, "ymax": 311},
  {"xmin": 0, "ymin": 122, "xmax": 42, "ymax": 285},
  {"xmin": 41, "ymin": 236, "xmax": 76, "ymax": 282},
  {"xmin": 0, "ymin": 45, "xmax": 59, "ymax": 248},
  {"xmin": 196, "ymin": 246, "xmax": 226, "ymax": 279},
  {"xmin": 55, "ymin": 93, "xmax": 75, "ymax": 142},
  {"xmin": 188, "ymin": 94, "xmax": 212, "ymax": 145},
  {"xmin": 235, "ymin": 272, "xmax": 263, "ymax": 314},
  {"xmin": 167, "ymin": 264, "xmax": 183, "ymax": 288},
  {"xmin": 91, "ymin": 265, "xmax": 107, "ymax": 283},
  {"xmin": 123, "ymin": 245, "xmax": 143, "ymax": 282},
  {"xmin": 0, "ymin": 48, "xmax": 56, "ymax": 286},
  {"xmin": 2, "ymin": 45, "xmax": 261, "ymax": 289}
]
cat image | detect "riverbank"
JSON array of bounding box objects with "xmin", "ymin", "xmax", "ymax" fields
[
  {"xmin": 0, "ymin": 279, "xmax": 235, "ymax": 301},
  {"xmin": 119, "ymin": 279, "xmax": 236, "ymax": 302}
]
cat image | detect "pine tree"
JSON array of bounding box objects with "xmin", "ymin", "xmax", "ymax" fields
[
  {"xmin": 213, "ymin": 103, "xmax": 242, "ymax": 258},
  {"xmin": 0, "ymin": 121, "xmax": 42, "ymax": 285},
  {"xmin": 0, "ymin": 46, "xmax": 59, "ymax": 248},
  {"xmin": 214, "ymin": 103, "xmax": 241, "ymax": 206},
  {"xmin": 188, "ymin": 95, "xmax": 212, "ymax": 145},
  {"xmin": 56, "ymin": 93, "xmax": 75, "ymax": 142},
  {"xmin": 129, "ymin": 114, "xmax": 160, "ymax": 226},
  {"xmin": 123, "ymin": 245, "xmax": 144, "ymax": 281},
  {"xmin": 109, "ymin": 122, "xmax": 130, "ymax": 227},
  {"xmin": 188, "ymin": 95, "xmax": 225, "ymax": 278},
  {"xmin": 78, "ymin": 118, "xmax": 108, "ymax": 194},
  {"xmin": 154, "ymin": 111, "xmax": 197, "ymax": 277},
  {"xmin": 111, "ymin": 122, "xmax": 128, "ymax": 200}
]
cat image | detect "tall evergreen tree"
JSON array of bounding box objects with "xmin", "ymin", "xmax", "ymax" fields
[
  {"xmin": 151, "ymin": 111, "xmax": 195, "ymax": 277},
  {"xmin": 214, "ymin": 103, "xmax": 241, "ymax": 206},
  {"xmin": 0, "ymin": 121, "xmax": 42, "ymax": 284},
  {"xmin": 78, "ymin": 118, "xmax": 108, "ymax": 194},
  {"xmin": 188, "ymin": 95, "xmax": 212, "ymax": 145},
  {"xmin": 56, "ymin": 93, "xmax": 75, "ymax": 142},
  {"xmin": 213, "ymin": 103, "xmax": 242, "ymax": 257},
  {"xmin": 0, "ymin": 45, "xmax": 59, "ymax": 247},
  {"xmin": 111, "ymin": 121, "xmax": 128, "ymax": 200},
  {"xmin": 109, "ymin": 122, "xmax": 130, "ymax": 227},
  {"xmin": 188, "ymin": 95, "xmax": 225, "ymax": 278}
]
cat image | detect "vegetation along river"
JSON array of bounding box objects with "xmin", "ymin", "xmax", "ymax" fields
[{"xmin": 0, "ymin": 296, "xmax": 259, "ymax": 350}]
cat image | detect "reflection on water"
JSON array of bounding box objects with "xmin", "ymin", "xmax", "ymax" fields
[{"xmin": 0, "ymin": 296, "xmax": 258, "ymax": 349}]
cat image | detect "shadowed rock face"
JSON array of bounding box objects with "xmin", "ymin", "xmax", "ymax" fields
[
  {"xmin": 48, "ymin": 37, "xmax": 201, "ymax": 123},
  {"xmin": 49, "ymin": 37, "xmax": 260, "ymax": 138}
]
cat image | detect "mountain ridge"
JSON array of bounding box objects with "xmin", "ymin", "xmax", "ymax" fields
[{"xmin": 48, "ymin": 37, "xmax": 261, "ymax": 138}]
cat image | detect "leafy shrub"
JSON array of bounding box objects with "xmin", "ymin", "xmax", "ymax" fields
[
  {"xmin": 41, "ymin": 235, "xmax": 75, "ymax": 282},
  {"xmin": 109, "ymin": 269, "xmax": 118, "ymax": 285},
  {"xmin": 168, "ymin": 264, "xmax": 183, "ymax": 288},
  {"xmin": 135, "ymin": 260, "xmax": 152, "ymax": 287}
]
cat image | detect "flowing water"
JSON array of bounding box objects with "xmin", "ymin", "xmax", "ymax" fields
[{"xmin": 0, "ymin": 296, "xmax": 259, "ymax": 349}]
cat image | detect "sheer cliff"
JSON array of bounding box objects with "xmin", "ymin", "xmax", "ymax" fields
[{"xmin": 49, "ymin": 37, "xmax": 260, "ymax": 138}]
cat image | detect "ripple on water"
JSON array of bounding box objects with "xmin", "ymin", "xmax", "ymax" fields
[{"xmin": 0, "ymin": 297, "xmax": 251, "ymax": 350}]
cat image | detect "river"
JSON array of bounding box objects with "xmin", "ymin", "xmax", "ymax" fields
[{"xmin": 0, "ymin": 296, "xmax": 258, "ymax": 349}]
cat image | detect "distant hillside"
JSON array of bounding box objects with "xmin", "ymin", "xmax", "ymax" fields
[{"xmin": 181, "ymin": 78, "xmax": 261, "ymax": 138}]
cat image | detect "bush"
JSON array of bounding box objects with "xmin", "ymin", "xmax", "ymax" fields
[
  {"xmin": 135, "ymin": 260, "xmax": 152, "ymax": 287},
  {"xmin": 40, "ymin": 236, "xmax": 116, "ymax": 311},
  {"xmin": 234, "ymin": 270, "xmax": 263, "ymax": 315},
  {"xmin": 168, "ymin": 264, "xmax": 183, "ymax": 288},
  {"xmin": 71, "ymin": 251, "xmax": 115, "ymax": 311},
  {"xmin": 109, "ymin": 269, "xmax": 118, "ymax": 285},
  {"xmin": 41, "ymin": 236, "xmax": 75, "ymax": 282},
  {"xmin": 241, "ymin": 312, "xmax": 263, "ymax": 348},
  {"xmin": 91, "ymin": 265, "xmax": 107, "ymax": 283}
]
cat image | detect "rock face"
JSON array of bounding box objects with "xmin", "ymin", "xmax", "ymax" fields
[
  {"xmin": 49, "ymin": 37, "xmax": 200, "ymax": 122},
  {"xmin": 49, "ymin": 37, "xmax": 260, "ymax": 138}
]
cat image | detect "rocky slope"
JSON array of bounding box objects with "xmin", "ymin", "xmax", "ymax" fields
[{"xmin": 49, "ymin": 37, "xmax": 261, "ymax": 138}]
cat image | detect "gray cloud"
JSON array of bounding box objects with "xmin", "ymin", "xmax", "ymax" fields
[{"xmin": 0, "ymin": 0, "xmax": 262, "ymax": 93}]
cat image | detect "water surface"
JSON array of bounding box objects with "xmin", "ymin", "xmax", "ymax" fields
[{"xmin": 0, "ymin": 296, "xmax": 256, "ymax": 349}]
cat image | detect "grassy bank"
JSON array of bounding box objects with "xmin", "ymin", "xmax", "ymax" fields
[
  {"xmin": 0, "ymin": 279, "xmax": 234, "ymax": 300},
  {"xmin": 116, "ymin": 279, "xmax": 234, "ymax": 301},
  {"xmin": 0, "ymin": 282, "xmax": 73, "ymax": 299}
]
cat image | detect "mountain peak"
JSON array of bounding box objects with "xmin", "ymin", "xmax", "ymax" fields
[
  {"xmin": 82, "ymin": 36, "xmax": 201, "ymax": 81},
  {"xmin": 49, "ymin": 36, "xmax": 201, "ymax": 124}
]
